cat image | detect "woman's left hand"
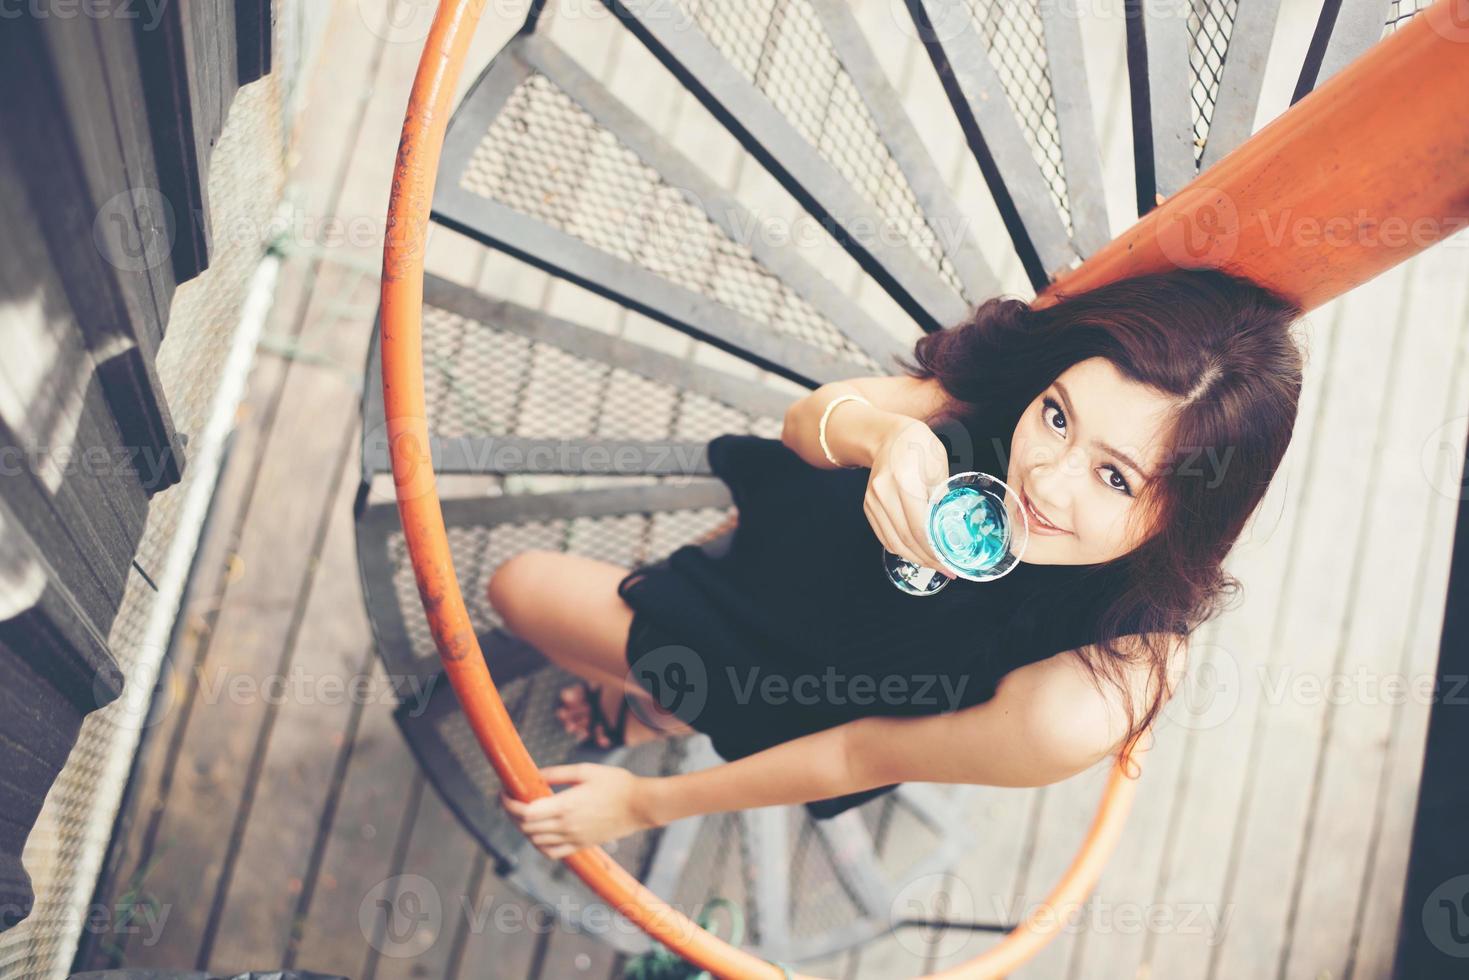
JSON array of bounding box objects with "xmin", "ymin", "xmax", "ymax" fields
[{"xmin": 499, "ymin": 763, "xmax": 656, "ymax": 860}]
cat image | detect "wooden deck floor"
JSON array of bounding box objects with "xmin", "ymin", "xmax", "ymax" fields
[{"xmin": 77, "ymin": 1, "xmax": 1468, "ymax": 978}]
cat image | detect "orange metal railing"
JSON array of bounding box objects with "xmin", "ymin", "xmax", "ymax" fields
[{"xmin": 1037, "ymin": 0, "xmax": 1469, "ymax": 313}]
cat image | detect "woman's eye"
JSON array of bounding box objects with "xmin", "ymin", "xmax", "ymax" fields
[
  {"xmin": 1043, "ymin": 396, "xmax": 1133, "ymax": 496},
  {"xmin": 1041, "ymin": 397, "xmax": 1066, "ymax": 435},
  {"xmin": 1101, "ymin": 465, "xmax": 1133, "ymax": 497}
]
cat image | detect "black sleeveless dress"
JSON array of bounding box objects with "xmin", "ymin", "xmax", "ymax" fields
[{"xmin": 616, "ymin": 405, "xmax": 1146, "ymax": 820}]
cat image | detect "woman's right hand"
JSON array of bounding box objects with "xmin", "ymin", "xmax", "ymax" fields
[{"xmin": 864, "ymin": 417, "xmax": 954, "ymax": 576}]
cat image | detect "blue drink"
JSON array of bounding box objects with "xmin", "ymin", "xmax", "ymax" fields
[
  {"xmin": 928, "ymin": 486, "xmax": 1009, "ymax": 576},
  {"xmin": 882, "ymin": 471, "xmax": 1028, "ymax": 595}
]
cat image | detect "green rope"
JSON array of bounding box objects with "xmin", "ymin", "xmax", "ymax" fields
[{"xmin": 621, "ymin": 897, "xmax": 795, "ymax": 979}]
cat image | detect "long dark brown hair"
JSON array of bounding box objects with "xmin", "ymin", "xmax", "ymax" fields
[{"xmin": 894, "ymin": 267, "xmax": 1307, "ymax": 771}]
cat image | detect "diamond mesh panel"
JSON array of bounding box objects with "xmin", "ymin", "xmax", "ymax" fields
[
  {"xmin": 418, "ymin": 304, "xmax": 784, "ymax": 443},
  {"xmin": 678, "ymin": 0, "xmax": 971, "ymax": 302},
  {"xmin": 1187, "ymin": 0, "xmax": 1240, "ymax": 166},
  {"xmin": 460, "ymin": 71, "xmax": 882, "ymax": 371},
  {"xmin": 862, "ymin": 786, "xmax": 899, "ymax": 845},
  {"xmin": 788, "ymin": 816, "xmax": 863, "ymax": 937},
  {"xmin": 0, "ymin": 9, "xmax": 330, "ymax": 979},
  {"xmin": 962, "ymin": 0, "xmax": 1074, "ymax": 237},
  {"xmin": 668, "ymin": 813, "xmax": 752, "ymax": 936},
  {"xmin": 1385, "ymin": 0, "xmax": 1432, "ymax": 33},
  {"xmin": 788, "ymin": 801, "xmax": 943, "ymax": 940},
  {"xmin": 383, "ymin": 504, "xmax": 736, "ymax": 665}
]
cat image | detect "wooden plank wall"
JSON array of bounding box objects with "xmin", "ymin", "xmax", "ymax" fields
[{"xmin": 0, "ymin": 0, "xmax": 270, "ymax": 939}]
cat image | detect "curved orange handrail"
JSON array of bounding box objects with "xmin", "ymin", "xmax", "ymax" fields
[{"xmin": 379, "ymin": 2, "xmax": 1144, "ymax": 976}]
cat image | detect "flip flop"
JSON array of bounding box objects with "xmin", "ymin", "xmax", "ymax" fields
[{"xmin": 569, "ymin": 678, "xmax": 630, "ymax": 751}]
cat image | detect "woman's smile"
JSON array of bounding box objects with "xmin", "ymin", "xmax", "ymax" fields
[{"xmin": 1019, "ymin": 486, "xmax": 1070, "ymax": 536}]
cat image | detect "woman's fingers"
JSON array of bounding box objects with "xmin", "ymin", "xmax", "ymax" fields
[
  {"xmin": 500, "ymin": 790, "xmax": 565, "ymax": 835},
  {"xmin": 894, "ymin": 475, "xmax": 951, "ymax": 574},
  {"xmin": 521, "ymin": 815, "xmax": 562, "ymax": 834},
  {"xmin": 875, "ymin": 484, "xmax": 922, "ymax": 564},
  {"xmin": 497, "ymin": 768, "xmax": 641, "ymax": 860},
  {"xmin": 871, "ymin": 475, "xmax": 925, "ymax": 557},
  {"xmin": 873, "ymin": 479, "xmax": 943, "ymax": 572},
  {"xmin": 500, "ymin": 793, "xmax": 578, "ymax": 853},
  {"xmin": 865, "ymin": 496, "xmax": 919, "ymax": 566},
  {"xmin": 870, "ymin": 427, "xmax": 955, "ymax": 575},
  {"xmin": 533, "ymin": 831, "xmax": 592, "ymax": 860}
]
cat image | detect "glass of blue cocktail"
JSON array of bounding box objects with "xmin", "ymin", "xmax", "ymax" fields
[{"xmin": 882, "ymin": 471, "xmax": 1029, "ymax": 595}]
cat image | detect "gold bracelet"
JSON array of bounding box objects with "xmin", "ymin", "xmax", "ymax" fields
[{"xmin": 818, "ymin": 394, "xmax": 872, "ymax": 468}]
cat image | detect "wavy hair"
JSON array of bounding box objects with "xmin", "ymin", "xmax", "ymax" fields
[{"xmin": 894, "ymin": 267, "xmax": 1307, "ymax": 770}]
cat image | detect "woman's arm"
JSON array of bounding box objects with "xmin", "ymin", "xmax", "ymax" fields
[
  {"xmin": 637, "ymin": 633, "xmax": 1187, "ymax": 827},
  {"xmin": 635, "ymin": 676, "xmax": 1069, "ymax": 830},
  {"xmin": 844, "ymin": 633, "xmax": 1189, "ymax": 789},
  {"xmin": 638, "ymin": 715, "xmax": 863, "ymax": 826},
  {"xmin": 505, "ymin": 635, "xmax": 1189, "ymax": 858},
  {"xmin": 781, "ymin": 376, "xmax": 953, "ymax": 470},
  {"xmin": 504, "ymin": 723, "xmax": 865, "ymax": 859},
  {"xmin": 634, "ymin": 656, "xmax": 1080, "ymax": 829}
]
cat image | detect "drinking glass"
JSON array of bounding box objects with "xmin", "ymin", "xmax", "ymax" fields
[{"xmin": 881, "ymin": 471, "xmax": 1029, "ymax": 595}]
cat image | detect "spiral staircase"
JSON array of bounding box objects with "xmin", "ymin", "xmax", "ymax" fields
[{"xmin": 353, "ymin": 0, "xmax": 1427, "ymax": 965}]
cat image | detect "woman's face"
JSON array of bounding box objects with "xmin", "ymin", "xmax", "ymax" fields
[{"xmin": 1004, "ymin": 357, "xmax": 1177, "ymax": 565}]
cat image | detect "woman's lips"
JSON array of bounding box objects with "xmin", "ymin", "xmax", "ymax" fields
[{"xmin": 1020, "ymin": 488, "xmax": 1069, "ymax": 535}]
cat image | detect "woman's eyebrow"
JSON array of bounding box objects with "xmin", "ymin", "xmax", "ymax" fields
[{"xmin": 1053, "ymin": 380, "xmax": 1155, "ymax": 482}]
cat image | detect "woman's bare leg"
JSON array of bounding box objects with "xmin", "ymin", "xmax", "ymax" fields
[{"xmin": 486, "ymin": 549, "xmax": 697, "ymax": 746}]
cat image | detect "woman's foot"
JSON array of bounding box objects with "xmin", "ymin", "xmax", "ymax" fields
[{"xmin": 557, "ymin": 681, "xmax": 663, "ymax": 748}]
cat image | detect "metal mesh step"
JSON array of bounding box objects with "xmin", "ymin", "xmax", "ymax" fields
[
  {"xmin": 356, "ymin": 481, "xmax": 738, "ymax": 698},
  {"xmin": 358, "ymin": 272, "xmax": 789, "ymax": 484},
  {"xmin": 654, "ymin": 0, "xmax": 995, "ymax": 308},
  {"xmin": 433, "ymin": 33, "xmax": 912, "ymax": 385}
]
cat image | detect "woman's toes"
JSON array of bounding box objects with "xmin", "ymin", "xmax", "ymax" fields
[
  {"xmin": 557, "ymin": 685, "xmax": 600, "ymax": 738},
  {"xmin": 556, "ymin": 703, "xmax": 585, "ymax": 737}
]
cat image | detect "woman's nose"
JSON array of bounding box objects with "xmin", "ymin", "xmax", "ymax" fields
[{"xmin": 1031, "ymin": 449, "xmax": 1086, "ymax": 501}]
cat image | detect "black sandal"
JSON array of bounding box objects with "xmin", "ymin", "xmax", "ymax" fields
[{"xmin": 571, "ymin": 679, "xmax": 630, "ymax": 750}]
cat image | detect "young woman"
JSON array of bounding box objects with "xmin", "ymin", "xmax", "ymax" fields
[{"xmin": 489, "ymin": 267, "xmax": 1305, "ymax": 860}]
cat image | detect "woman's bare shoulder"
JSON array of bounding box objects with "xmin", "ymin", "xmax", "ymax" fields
[
  {"xmin": 852, "ymin": 632, "xmax": 1190, "ymax": 789},
  {"xmin": 978, "ymin": 631, "xmax": 1191, "ymax": 767}
]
